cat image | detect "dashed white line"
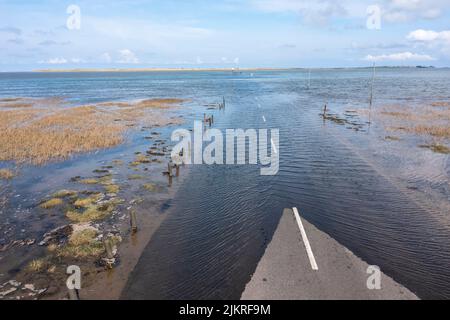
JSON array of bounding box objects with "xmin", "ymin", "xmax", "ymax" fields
[
  {"xmin": 270, "ymin": 138, "xmax": 278, "ymax": 154},
  {"xmin": 257, "ymin": 103, "xmax": 261, "ymax": 108},
  {"xmin": 292, "ymin": 207, "xmax": 319, "ymax": 271},
  {"xmin": 262, "ymin": 115, "xmax": 266, "ymax": 122}
]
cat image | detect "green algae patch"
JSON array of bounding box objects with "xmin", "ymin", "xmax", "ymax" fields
[
  {"xmin": 40, "ymin": 198, "xmax": 64, "ymax": 209},
  {"xmin": 73, "ymin": 193, "xmax": 103, "ymax": 208},
  {"xmin": 385, "ymin": 136, "xmax": 401, "ymax": 141},
  {"xmin": 66, "ymin": 199, "xmax": 122, "ymax": 223},
  {"xmin": 104, "ymin": 184, "xmax": 120, "ymax": 193},
  {"xmin": 129, "ymin": 154, "xmax": 152, "ymax": 168},
  {"xmin": 143, "ymin": 183, "xmax": 165, "ymax": 193},
  {"xmin": 79, "ymin": 178, "xmax": 99, "ymax": 185},
  {"xmin": 52, "ymin": 189, "xmax": 78, "ymax": 198},
  {"xmin": 57, "ymin": 228, "xmax": 104, "ymax": 258},
  {"xmin": 128, "ymin": 174, "xmax": 143, "ymax": 180},
  {"xmin": 419, "ymin": 144, "xmax": 450, "ymax": 154},
  {"xmin": 99, "ymin": 175, "xmax": 114, "ymax": 185}
]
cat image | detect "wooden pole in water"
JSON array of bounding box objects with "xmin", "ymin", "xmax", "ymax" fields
[
  {"xmin": 168, "ymin": 162, "xmax": 173, "ymax": 177},
  {"xmin": 104, "ymin": 238, "xmax": 114, "ymax": 259},
  {"xmin": 130, "ymin": 211, "xmax": 138, "ymax": 233},
  {"xmin": 307, "ymin": 69, "xmax": 311, "ymax": 89},
  {"xmin": 323, "ymin": 104, "xmax": 327, "ymax": 118},
  {"xmin": 188, "ymin": 141, "xmax": 191, "ymax": 159},
  {"xmin": 369, "ymin": 63, "xmax": 376, "ymax": 124},
  {"xmin": 176, "ymin": 164, "xmax": 180, "ymax": 177}
]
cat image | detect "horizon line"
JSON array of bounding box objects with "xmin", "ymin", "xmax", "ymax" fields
[{"xmin": 0, "ymin": 65, "xmax": 443, "ymax": 73}]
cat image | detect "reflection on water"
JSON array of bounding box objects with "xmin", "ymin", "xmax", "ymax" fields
[{"xmin": 1, "ymin": 69, "xmax": 450, "ymax": 299}]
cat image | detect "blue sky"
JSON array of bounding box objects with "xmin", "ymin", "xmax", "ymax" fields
[{"xmin": 1, "ymin": 0, "xmax": 450, "ymax": 71}]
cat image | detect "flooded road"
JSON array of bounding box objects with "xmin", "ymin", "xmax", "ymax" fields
[{"xmin": 122, "ymin": 69, "xmax": 450, "ymax": 300}]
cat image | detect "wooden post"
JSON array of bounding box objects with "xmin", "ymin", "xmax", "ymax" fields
[
  {"xmin": 307, "ymin": 69, "xmax": 311, "ymax": 89},
  {"xmin": 168, "ymin": 162, "xmax": 173, "ymax": 177},
  {"xmin": 130, "ymin": 211, "xmax": 138, "ymax": 233},
  {"xmin": 211, "ymin": 115, "xmax": 214, "ymax": 124},
  {"xmin": 188, "ymin": 141, "xmax": 191, "ymax": 158},
  {"xmin": 368, "ymin": 63, "xmax": 376, "ymax": 125},
  {"xmin": 68, "ymin": 288, "xmax": 79, "ymax": 300},
  {"xmin": 176, "ymin": 164, "xmax": 180, "ymax": 177},
  {"xmin": 104, "ymin": 238, "xmax": 114, "ymax": 259},
  {"xmin": 323, "ymin": 104, "xmax": 327, "ymax": 118},
  {"xmin": 223, "ymin": 96, "xmax": 225, "ymax": 108},
  {"xmin": 203, "ymin": 113, "xmax": 206, "ymax": 122}
]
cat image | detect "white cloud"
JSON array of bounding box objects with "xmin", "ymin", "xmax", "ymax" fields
[
  {"xmin": 364, "ymin": 51, "xmax": 435, "ymax": 62},
  {"xmin": 250, "ymin": 0, "xmax": 448, "ymax": 26},
  {"xmin": 384, "ymin": 0, "xmax": 448, "ymax": 22},
  {"xmin": 70, "ymin": 58, "xmax": 85, "ymax": 63},
  {"xmin": 117, "ymin": 49, "xmax": 139, "ymax": 64},
  {"xmin": 407, "ymin": 29, "xmax": 450, "ymax": 42},
  {"xmin": 251, "ymin": 0, "xmax": 347, "ymax": 26},
  {"xmin": 39, "ymin": 57, "xmax": 68, "ymax": 64},
  {"xmin": 38, "ymin": 57, "xmax": 85, "ymax": 64},
  {"xmin": 100, "ymin": 52, "xmax": 112, "ymax": 63},
  {"xmin": 88, "ymin": 17, "xmax": 213, "ymax": 43}
]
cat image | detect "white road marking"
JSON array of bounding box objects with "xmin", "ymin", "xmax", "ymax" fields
[
  {"xmin": 271, "ymin": 138, "xmax": 278, "ymax": 154},
  {"xmin": 257, "ymin": 103, "xmax": 261, "ymax": 108},
  {"xmin": 262, "ymin": 115, "xmax": 266, "ymax": 122},
  {"xmin": 292, "ymin": 207, "xmax": 319, "ymax": 271}
]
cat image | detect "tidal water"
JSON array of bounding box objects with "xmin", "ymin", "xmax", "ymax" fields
[{"xmin": 1, "ymin": 68, "xmax": 450, "ymax": 299}]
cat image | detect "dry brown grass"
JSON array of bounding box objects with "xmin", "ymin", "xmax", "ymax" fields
[
  {"xmin": 57, "ymin": 228, "xmax": 104, "ymax": 258},
  {"xmin": 0, "ymin": 98, "xmax": 183, "ymax": 165},
  {"xmin": 0, "ymin": 102, "xmax": 33, "ymax": 108},
  {"xmin": 0, "ymin": 169, "xmax": 15, "ymax": 180},
  {"xmin": 377, "ymin": 102, "xmax": 450, "ymax": 153},
  {"xmin": 431, "ymin": 101, "xmax": 450, "ymax": 107},
  {"xmin": 411, "ymin": 125, "xmax": 450, "ymax": 138},
  {"xmin": 0, "ymin": 98, "xmax": 21, "ymax": 102},
  {"xmin": 379, "ymin": 103, "xmax": 450, "ymax": 137}
]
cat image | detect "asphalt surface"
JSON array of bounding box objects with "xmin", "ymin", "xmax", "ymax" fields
[{"xmin": 241, "ymin": 208, "xmax": 418, "ymax": 300}]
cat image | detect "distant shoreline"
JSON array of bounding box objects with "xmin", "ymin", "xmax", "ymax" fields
[
  {"xmin": 33, "ymin": 67, "xmax": 290, "ymax": 73},
  {"xmin": 28, "ymin": 66, "xmax": 439, "ymax": 73},
  {"xmin": 0, "ymin": 66, "xmax": 443, "ymax": 73}
]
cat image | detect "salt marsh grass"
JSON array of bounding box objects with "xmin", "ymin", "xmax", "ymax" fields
[{"xmin": 0, "ymin": 97, "xmax": 183, "ymax": 165}]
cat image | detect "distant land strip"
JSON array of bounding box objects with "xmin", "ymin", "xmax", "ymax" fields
[{"xmin": 31, "ymin": 66, "xmax": 439, "ymax": 73}]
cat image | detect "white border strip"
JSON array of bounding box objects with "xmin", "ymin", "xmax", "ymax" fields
[
  {"xmin": 293, "ymin": 207, "xmax": 318, "ymax": 271},
  {"xmin": 262, "ymin": 115, "xmax": 266, "ymax": 122}
]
